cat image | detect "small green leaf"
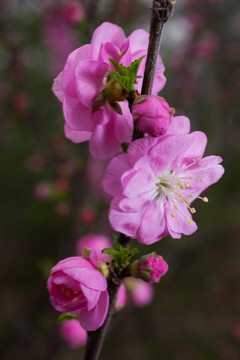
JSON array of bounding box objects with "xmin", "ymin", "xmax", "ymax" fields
[
  {"xmin": 113, "ymin": 236, "xmax": 123, "ymax": 251},
  {"xmin": 58, "ymin": 313, "xmax": 78, "ymax": 323},
  {"xmin": 128, "ymin": 56, "xmax": 145, "ymax": 79}
]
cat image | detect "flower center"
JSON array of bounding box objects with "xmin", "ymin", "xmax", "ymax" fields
[{"xmin": 155, "ymin": 162, "xmax": 208, "ymax": 224}]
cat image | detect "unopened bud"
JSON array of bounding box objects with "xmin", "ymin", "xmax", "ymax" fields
[
  {"xmin": 130, "ymin": 254, "xmax": 168, "ymax": 283},
  {"xmin": 103, "ymin": 79, "xmax": 126, "ymax": 102}
]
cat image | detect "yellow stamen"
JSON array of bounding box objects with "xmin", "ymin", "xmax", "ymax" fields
[
  {"xmin": 202, "ymin": 197, "xmax": 208, "ymax": 203},
  {"xmin": 170, "ymin": 211, "xmax": 176, "ymax": 217},
  {"xmin": 200, "ymin": 178, "xmax": 205, "ymax": 182},
  {"xmin": 187, "ymin": 219, "xmax": 192, "ymax": 225},
  {"xmin": 190, "ymin": 207, "xmax": 196, "ymax": 214}
]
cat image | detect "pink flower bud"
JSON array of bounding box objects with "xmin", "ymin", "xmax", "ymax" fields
[
  {"xmin": 114, "ymin": 284, "xmax": 127, "ymax": 311},
  {"xmin": 133, "ymin": 95, "xmax": 174, "ymax": 136},
  {"xmin": 59, "ymin": 319, "xmax": 87, "ymax": 348},
  {"xmin": 130, "ymin": 254, "xmax": 168, "ymax": 283},
  {"xmin": 139, "ymin": 254, "xmax": 168, "ymax": 283},
  {"xmin": 47, "ymin": 256, "xmax": 109, "ymax": 331}
]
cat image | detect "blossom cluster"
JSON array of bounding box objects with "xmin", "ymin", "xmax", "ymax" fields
[{"xmin": 48, "ymin": 21, "xmax": 224, "ymax": 337}]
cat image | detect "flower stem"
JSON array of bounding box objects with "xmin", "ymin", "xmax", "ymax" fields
[
  {"xmin": 83, "ymin": 275, "xmax": 121, "ymax": 360},
  {"xmin": 132, "ymin": 0, "xmax": 175, "ymax": 141}
]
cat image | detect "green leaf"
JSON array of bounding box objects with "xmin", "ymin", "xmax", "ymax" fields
[
  {"xmin": 110, "ymin": 71, "xmax": 133, "ymax": 93},
  {"xmin": 108, "ymin": 56, "xmax": 145, "ymax": 93},
  {"xmin": 128, "ymin": 56, "xmax": 145, "ymax": 79},
  {"xmin": 57, "ymin": 313, "xmax": 78, "ymax": 323},
  {"xmin": 102, "ymin": 242, "xmax": 139, "ymax": 269}
]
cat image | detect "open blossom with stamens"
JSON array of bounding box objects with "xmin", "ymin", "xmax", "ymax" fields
[
  {"xmin": 47, "ymin": 256, "xmax": 109, "ymax": 331},
  {"xmin": 52, "ymin": 22, "xmax": 166, "ymax": 159},
  {"xmin": 103, "ymin": 132, "xmax": 224, "ymax": 244}
]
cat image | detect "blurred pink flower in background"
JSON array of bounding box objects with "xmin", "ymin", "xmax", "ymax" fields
[
  {"xmin": 59, "ymin": 319, "xmax": 87, "ymax": 348},
  {"xmin": 77, "ymin": 207, "xmax": 97, "ymax": 226},
  {"xmin": 62, "ymin": 1, "xmax": 86, "ymax": 24},
  {"xmin": 194, "ymin": 32, "xmax": 219, "ymax": 60},
  {"xmin": 42, "ymin": 12, "xmax": 78, "ymax": 75},
  {"xmin": 76, "ymin": 234, "xmax": 112, "ymax": 262},
  {"xmin": 34, "ymin": 181, "xmax": 52, "ymax": 201},
  {"xmin": 125, "ymin": 277, "xmax": 154, "ymax": 307},
  {"xmin": 115, "ymin": 284, "xmax": 127, "ymax": 310}
]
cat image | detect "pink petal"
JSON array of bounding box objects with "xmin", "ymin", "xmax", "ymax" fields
[
  {"xmin": 166, "ymin": 201, "xmax": 197, "ymax": 236},
  {"xmin": 137, "ymin": 199, "xmax": 166, "ymax": 244},
  {"xmin": 52, "ymin": 72, "xmax": 64, "ymax": 102},
  {"xmin": 77, "ymin": 290, "xmax": 109, "ymax": 331},
  {"xmin": 90, "ymin": 120, "xmax": 121, "ymax": 159},
  {"xmin": 109, "ymin": 195, "xmax": 143, "ymax": 237},
  {"xmin": 167, "ymin": 115, "xmax": 190, "ymax": 135},
  {"xmin": 75, "ymin": 60, "xmax": 109, "ymax": 107},
  {"xmin": 80, "ymin": 284, "xmax": 101, "ymax": 311},
  {"xmin": 99, "ymin": 42, "xmax": 120, "ymax": 63},
  {"xmin": 63, "ymin": 268, "xmax": 107, "ymax": 291},
  {"xmin": 128, "ymin": 137, "xmax": 159, "ymax": 166},
  {"xmin": 103, "ymin": 154, "xmax": 130, "ymax": 196},
  {"xmin": 63, "ymin": 82, "xmax": 93, "ymax": 131},
  {"xmin": 91, "ymin": 22, "xmax": 126, "ymax": 58},
  {"xmin": 149, "ymin": 132, "xmax": 207, "ymax": 170},
  {"xmin": 119, "ymin": 192, "xmax": 152, "ymax": 213},
  {"xmin": 62, "ymin": 44, "xmax": 93, "ymax": 89},
  {"xmin": 123, "ymin": 167, "xmax": 155, "ymax": 198},
  {"xmin": 51, "ymin": 257, "xmax": 94, "ymax": 274},
  {"xmin": 64, "ymin": 123, "xmax": 92, "ymax": 143},
  {"xmin": 114, "ymin": 101, "xmax": 133, "ymax": 143},
  {"xmin": 127, "ymin": 29, "xmax": 149, "ymax": 55}
]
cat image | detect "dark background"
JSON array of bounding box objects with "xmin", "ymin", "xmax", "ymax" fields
[{"xmin": 0, "ymin": 0, "xmax": 240, "ymax": 359}]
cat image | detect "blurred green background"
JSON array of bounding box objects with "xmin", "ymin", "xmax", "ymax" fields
[{"xmin": 0, "ymin": 0, "xmax": 239, "ymax": 359}]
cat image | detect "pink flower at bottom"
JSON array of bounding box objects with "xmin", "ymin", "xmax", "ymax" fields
[
  {"xmin": 59, "ymin": 319, "xmax": 87, "ymax": 348},
  {"xmin": 47, "ymin": 256, "xmax": 109, "ymax": 331},
  {"xmin": 103, "ymin": 132, "xmax": 224, "ymax": 244},
  {"xmin": 52, "ymin": 22, "xmax": 166, "ymax": 159}
]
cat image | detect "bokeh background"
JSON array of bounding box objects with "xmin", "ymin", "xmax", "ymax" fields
[{"xmin": 1, "ymin": 0, "xmax": 240, "ymax": 359}]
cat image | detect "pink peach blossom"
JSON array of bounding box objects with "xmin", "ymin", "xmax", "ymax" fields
[
  {"xmin": 47, "ymin": 256, "xmax": 109, "ymax": 331},
  {"xmin": 76, "ymin": 234, "xmax": 112, "ymax": 263},
  {"xmin": 103, "ymin": 132, "xmax": 224, "ymax": 244},
  {"xmin": 59, "ymin": 319, "xmax": 87, "ymax": 348},
  {"xmin": 52, "ymin": 22, "xmax": 166, "ymax": 159},
  {"xmin": 133, "ymin": 95, "xmax": 190, "ymax": 136}
]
